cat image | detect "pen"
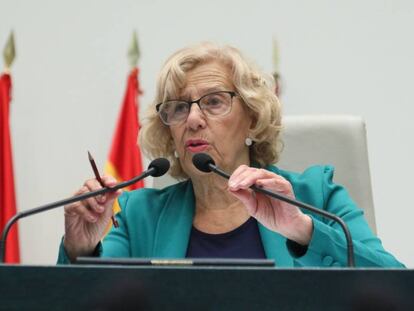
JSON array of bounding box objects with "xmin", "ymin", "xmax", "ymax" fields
[{"xmin": 87, "ymin": 151, "xmax": 119, "ymax": 228}]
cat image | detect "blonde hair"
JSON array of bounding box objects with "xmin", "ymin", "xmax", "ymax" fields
[{"xmin": 139, "ymin": 42, "xmax": 282, "ymax": 179}]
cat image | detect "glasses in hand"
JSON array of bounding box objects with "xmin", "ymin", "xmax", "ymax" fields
[{"xmin": 156, "ymin": 91, "xmax": 238, "ymax": 126}]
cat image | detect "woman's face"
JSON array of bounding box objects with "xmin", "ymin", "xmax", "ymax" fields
[{"xmin": 169, "ymin": 60, "xmax": 253, "ymax": 178}]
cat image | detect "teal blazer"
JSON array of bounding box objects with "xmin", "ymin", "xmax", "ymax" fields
[{"xmin": 58, "ymin": 165, "xmax": 404, "ymax": 267}]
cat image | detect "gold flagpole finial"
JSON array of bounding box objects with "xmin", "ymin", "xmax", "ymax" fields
[
  {"xmin": 128, "ymin": 31, "xmax": 140, "ymax": 69},
  {"xmin": 3, "ymin": 31, "xmax": 16, "ymax": 72}
]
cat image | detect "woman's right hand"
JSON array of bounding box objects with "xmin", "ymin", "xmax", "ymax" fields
[{"xmin": 63, "ymin": 175, "xmax": 122, "ymax": 261}]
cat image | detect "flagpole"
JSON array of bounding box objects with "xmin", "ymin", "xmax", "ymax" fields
[
  {"xmin": 103, "ymin": 31, "xmax": 145, "ymax": 233},
  {"xmin": 0, "ymin": 31, "xmax": 20, "ymax": 263},
  {"xmin": 272, "ymin": 36, "xmax": 282, "ymax": 98}
]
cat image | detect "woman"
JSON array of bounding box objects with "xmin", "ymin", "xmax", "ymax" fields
[{"xmin": 59, "ymin": 42, "xmax": 403, "ymax": 267}]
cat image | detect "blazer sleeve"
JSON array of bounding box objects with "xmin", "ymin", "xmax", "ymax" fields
[
  {"xmin": 99, "ymin": 192, "xmax": 132, "ymax": 258},
  {"xmin": 290, "ymin": 166, "xmax": 404, "ymax": 267}
]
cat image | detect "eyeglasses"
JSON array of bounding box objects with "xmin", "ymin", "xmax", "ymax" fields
[{"xmin": 156, "ymin": 91, "xmax": 238, "ymax": 126}]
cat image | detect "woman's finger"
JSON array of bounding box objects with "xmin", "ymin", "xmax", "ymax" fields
[
  {"xmin": 229, "ymin": 168, "xmax": 281, "ymax": 191},
  {"xmin": 77, "ymin": 180, "xmax": 107, "ymax": 214},
  {"xmin": 255, "ymin": 177, "xmax": 294, "ymax": 196},
  {"xmin": 65, "ymin": 185, "xmax": 106, "ymax": 220},
  {"xmin": 83, "ymin": 196, "xmax": 106, "ymax": 214},
  {"xmin": 64, "ymin": 200, "xmax": 102, "ymax": 223},
  {"xmin": 100, "ymin": 175, "xmax": 123, "ymax": 203},
  {"xmin": 228, "ymin": 165, "xmax": 250, "ymax": 188},
  {"xmin": 64, "ymin": 186, "xmax": 89, "ymax": 214},
  {"xmin": 83, "ymin": 178, "xmax": 107, "ymax": 203},
  {"xmin": 228, "ymin": 187, "xmax": 258, "ymax": 215}
]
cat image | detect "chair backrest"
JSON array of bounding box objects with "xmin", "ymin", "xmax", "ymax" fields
[
  {"xmin": 152, "ymin": 114, "xmax": 376, "ymax": 233},
  {"xmin": 278, "ymin": 115, "xmax": 376, "ymax": 233}
]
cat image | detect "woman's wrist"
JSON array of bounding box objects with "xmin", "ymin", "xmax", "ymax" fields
[
  {"xmin": 285, "ymin": 214, "xmax": 313, "ymax": 246},
  {"xmin": 63, "ymin": 237, "xmax": 97, "ymax": 262}
]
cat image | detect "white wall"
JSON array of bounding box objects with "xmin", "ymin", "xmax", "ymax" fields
[{"xmin": 0, "ymin": 0, "xmax": 413, "ymax": 266}]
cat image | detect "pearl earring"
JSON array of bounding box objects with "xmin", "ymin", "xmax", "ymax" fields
[
  {"xmin": 245, "ymin": 137, "xmax": 253, "ymax": 146},
  {"xmin": 174, "ymin": 150, "xmax": 179, "ymax": 158}
]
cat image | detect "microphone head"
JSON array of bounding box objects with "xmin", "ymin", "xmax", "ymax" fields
[
  {"xmin": 148, "ymin": 158, "xmax": 170, "ymax": 177},
  {"xmin": 192, "ymin": 153, "xmax": 215, "ymax": 173}
]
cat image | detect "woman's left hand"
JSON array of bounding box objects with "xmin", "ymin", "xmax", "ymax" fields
[{"xmin": 228, "ymin": 165, "xmax": 313, "ymax": 246}]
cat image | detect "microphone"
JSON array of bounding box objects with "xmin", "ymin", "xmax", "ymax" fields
[
  {"xmin": 0, "ymin": 158, "xmax": 170, "ymax": 263},
  {"xmin": 146, "ymin": 157, "xmax": 170, "ymax": 177},
  {"xmin": 192, "ymin": 153, "xmax": 355, "ymax": 267}
]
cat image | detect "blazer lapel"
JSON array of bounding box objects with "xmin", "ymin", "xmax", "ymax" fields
[
  {"xmin": 153, "ymin": 181, "xmax": 195, "ymax": 258},
  {"xmin": 152, "ymin": 179, "xmax": 294, "ymax": 266},
  {"xmin": 259, "ymin": 224, "xmax": 294, "ymax": 267}
]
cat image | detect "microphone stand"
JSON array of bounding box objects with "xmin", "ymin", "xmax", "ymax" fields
[
  {"xmin": 0, "ymin": 168, "xmax": 156, "ymax": 263},
  {"xmin": 209, "ymin": 163, "xmax": 355, "ymax": 267}
]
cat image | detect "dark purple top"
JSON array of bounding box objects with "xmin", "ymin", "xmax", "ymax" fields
[{"xmin": 186, "ymin": 217, "xmax": 266, "ymax": 259}]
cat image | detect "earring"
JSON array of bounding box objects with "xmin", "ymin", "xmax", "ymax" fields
[
  {"xmin": 174, "ymin": 150, "xmax": 179, "ymax": 158},
  {"xmin": 245, "ymin": 137, "xmax": 253, "ymax": 146}
]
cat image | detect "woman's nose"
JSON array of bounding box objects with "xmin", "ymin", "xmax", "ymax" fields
[{"xmin": 186, "ymin": 104, "xmax": 206, "ymax": 130}]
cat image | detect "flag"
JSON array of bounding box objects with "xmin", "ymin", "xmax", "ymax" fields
[
  {"xmin": 0, "ymin": 72, "xmax": 20, "ymax": 263},
  {"xmin": 104, "ymin": 67, "xmax": 144, "ymax": 215}
]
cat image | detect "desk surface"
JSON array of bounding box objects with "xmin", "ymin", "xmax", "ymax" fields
[{"xmin": 0, "ymin": 265, "xmax": 412, "ymax": 311}]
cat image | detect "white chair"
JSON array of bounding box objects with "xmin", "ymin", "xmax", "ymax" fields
[
  {"xmin": 152, "ymin": 115, "xmax": 377, "ymax": 233},
  {"xmin": 277, "ymin": 115, "xmax": 376, "ymax": 233}
]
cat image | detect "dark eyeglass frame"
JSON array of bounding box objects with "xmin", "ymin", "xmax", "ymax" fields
[{"xmin": 156, "ymin": 91, "xmax": 238, "ymax": 125}]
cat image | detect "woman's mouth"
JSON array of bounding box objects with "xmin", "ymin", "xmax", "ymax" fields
[{"xmin": 185, "ymin": 139, "xmax": 209, "ymax": 153}]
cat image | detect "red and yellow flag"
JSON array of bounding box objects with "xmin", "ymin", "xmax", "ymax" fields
[
  {"xmin": 0, "ymin": 72, "xmax": 20, "ymax": 263},
  {"xmin": 105, "ymin": 67, "xmax": 144, "ymax": 215}
]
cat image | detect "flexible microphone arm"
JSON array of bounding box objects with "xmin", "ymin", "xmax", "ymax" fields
[
  {"xmin": 192, "ymin": 153, "xmax": 355, "ymax": 267},
  {"xmin": 0, "ymin": 158, "xmax": 170, "ymax": 263}
]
